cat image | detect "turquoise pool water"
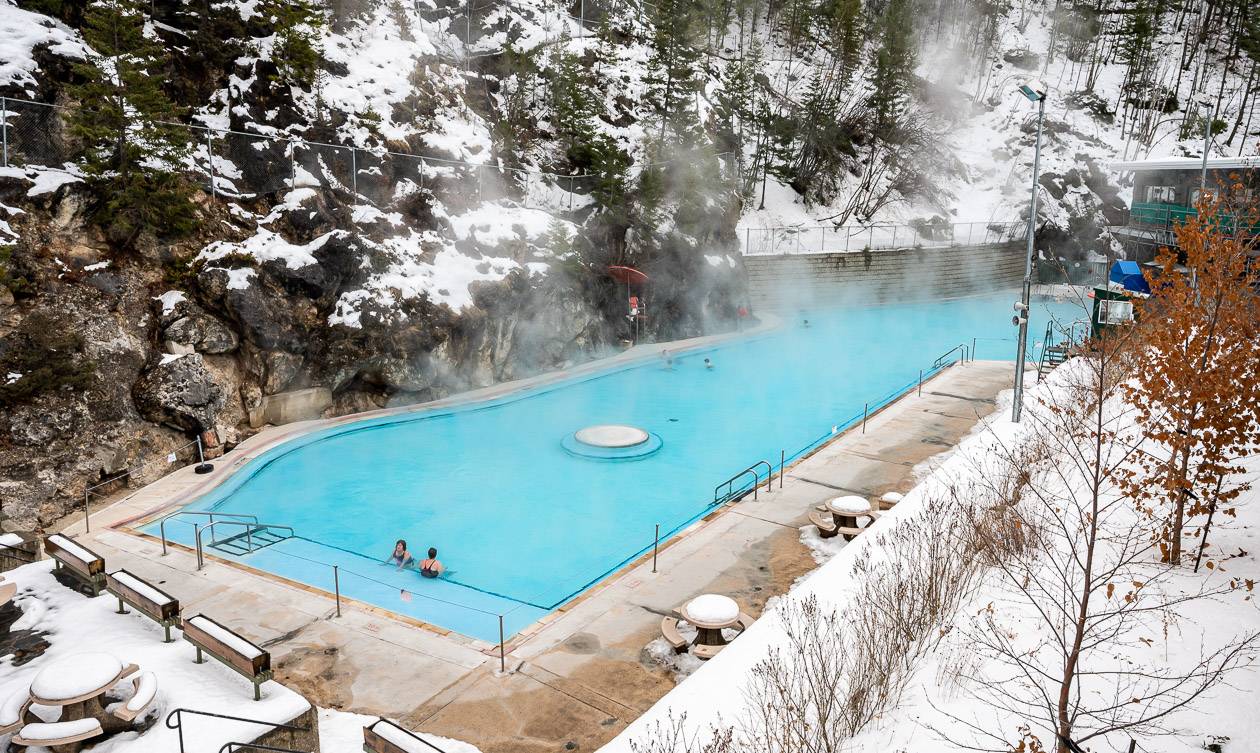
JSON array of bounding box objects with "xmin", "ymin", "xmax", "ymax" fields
[{"xmin": 148, "ymin": 293, "xmax": 1085, "ymax": 641}]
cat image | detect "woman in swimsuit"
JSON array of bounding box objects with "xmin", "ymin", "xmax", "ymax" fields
[
  {"xmin": 419, "ymin": 547, "xmax": 444, "ymax": 579},
  {"xmin": 385, "ymin": 539, "xmax": 414, "ymax": 570}
]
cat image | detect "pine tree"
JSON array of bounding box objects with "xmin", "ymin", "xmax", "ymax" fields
[
  {"xmin": 866, "ymin": 0, "xmax": 915, "ymax": 134},
  {"xmin": 67, "ymin": 0, "xmax": 196, "ymax": 247},
  {"xmin": 259, "ymin": 0, "xmax": 325, "ymax": 88},
  {"xmin": 645, "ymin": 0, "xmax": 704, "ymax": 147},
  {"xmin": 818, "ymin": 0, "xmax": 863, "ymax": 88},
  {"xmin": 551, "ymin": 46, "xmax": 598, "ymax": 156}
]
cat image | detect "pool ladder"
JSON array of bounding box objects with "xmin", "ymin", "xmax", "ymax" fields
[
  {"xmin": 157, "ymin": 511, "xmax": 295, "ymax": 569},
  {"xmin": 714, "ymin": 460, "xmax": 775, "ymax": 505}
]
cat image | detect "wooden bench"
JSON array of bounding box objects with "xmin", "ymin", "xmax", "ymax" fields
[
  {"xmin": 363, "ymin": 717, "xmax": 444, "ymax": 753},
  {"xmin": 692, "ymin": 643, "xmax": 724, "ymax": 660},
  {"xmin": 113, "ymin": 671, "xmax": 158, "ymax": 723},
  {"xmin": 182, "ymin": 614, "xmax": 272, "ymax": 700},
  {"xmin": 44, "ymin": 534, "xmax": 106, "ymax": 596},
  {"xmin": 12, "ymin": 718, "xmax": 104, "ymax": 748},
  {"xmin": 0, "ymin": 688, "xmax": 32, "ymax": 736},
  {"xmin": 107, "ymin": 569, "xmax": 180, "ymax": 642},
  {"xmin": 660, "ymin": 615, "xmax": 688, "ymax": 653}
]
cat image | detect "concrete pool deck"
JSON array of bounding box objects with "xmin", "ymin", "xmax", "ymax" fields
[{"xmin": 59, "ymin": 358, "xmax": 1018, "ymax": 753}]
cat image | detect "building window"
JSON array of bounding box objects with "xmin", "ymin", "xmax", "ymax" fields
[
  {"xmin": 1145, "ymin": 185, "xmax": 1177, "ymax": 203},
  {"xmin": 1099, "ymin": 299, "xmax": 1134, "ymax": 325}
]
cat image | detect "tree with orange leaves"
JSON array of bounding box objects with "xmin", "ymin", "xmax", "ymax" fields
[{"xmin": 1122, "ymin": 178, "xmax": 1260, "ymax": 564}]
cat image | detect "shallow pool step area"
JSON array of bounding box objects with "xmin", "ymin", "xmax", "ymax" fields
[{"xmin": 207, "ymin": 526, "xmax": 292, "ymax": 556}]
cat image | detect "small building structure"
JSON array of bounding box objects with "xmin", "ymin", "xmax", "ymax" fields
[{"xmin": 1108, "ymin": 156, "xmax": 1260, "ymax": 262}]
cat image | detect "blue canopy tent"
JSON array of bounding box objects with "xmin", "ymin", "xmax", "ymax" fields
[{"xmin": 1109, "ymin": 260, "xmax": 1151, "ymax": 294}]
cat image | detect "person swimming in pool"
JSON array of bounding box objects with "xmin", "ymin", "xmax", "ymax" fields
[
  {"xmin": 704, "ymin": 357, "xmax": 714, "ymax": 370},
  {"xmin": 385, "ymin": 539, "xmax": 414, "ymax": 570},
  {"xmin": 419, "ymin": 547, "xmax": 445, "ymax": 579}
]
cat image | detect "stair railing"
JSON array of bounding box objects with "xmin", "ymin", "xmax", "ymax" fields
[
  {"xmin": 166, "ymin": 708, "xmax": 310, "ymax": 753},
  {"xmin": 714, "ymin": 460, "xmax": 774, "ymax": 505},
  {"xmin": 195, "ymin": 520, "xmax": 295, "ymax": 570},
  {"xmin": 160, "ymin": 510, "xmax": 260, "ymax": 556}
]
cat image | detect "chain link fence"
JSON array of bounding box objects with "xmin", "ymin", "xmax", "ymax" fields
[{"xmin": 742, "ymin": 221, "xmax": 1030, "ymax": 256}]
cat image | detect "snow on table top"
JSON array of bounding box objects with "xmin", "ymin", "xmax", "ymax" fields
[
  {"xmin": 111, "ymin": 571, "xmax": 174, "ymax": 606},
  {"xmin": 187, "ymin": 616, "xmax": 264, "ymax": 660},
  {"xmin": 17, "ymin": 717, "xmax": 101, "ymax": 741},
  {"xmin": 826, "ymin": 495, "xmax": 871, "ymax": 515},
  {"xmin": 47, "ymin": 534, "xmax": 99, "ymax": 564},
  {"xmin": 880, "ymin": 491, "xmax": 904, "ymax": 504},
  {"xmin": 30, "ymin": 652, "xmax": 123, "ymax": 701},
  {"xmin": 0, "ymin": 532, "xmax": 23, "ymax": 547},
  {"xmin": 684, "ymin": 595, "xmax": 739, "ymax": 627},
  {"xmin": 126, "ymin": 672, "xmax": 157, "ymax": 712}
]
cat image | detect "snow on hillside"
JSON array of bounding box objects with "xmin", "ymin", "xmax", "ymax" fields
[{"xmin": 0, "ymin": 0, "xmax": 88, "ymax": 95}]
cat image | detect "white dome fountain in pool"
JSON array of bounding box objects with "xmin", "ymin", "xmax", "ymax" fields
[{"xmin": 562, "ymin": 423, "xmax": 663, "ymax": 460}]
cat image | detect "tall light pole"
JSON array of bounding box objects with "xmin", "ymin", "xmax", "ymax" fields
[
  {"xmin": 1199, "ymin": 97, "xmax": 1212, "ymax": 193},
  {"xmin": 1012, "ymin": 80, "xmax": 1048, "ymax": 424}
]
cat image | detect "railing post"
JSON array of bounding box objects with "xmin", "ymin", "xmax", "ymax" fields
[
  {"xmin": 918, "ymin": 369, "xmax": 923, "ymax": 396},
  {"xmin": 195, "ymin": 524, "xmax": 203, "ymax": 570},
  {"xmin": 891, "ymin": 226, "xmax": 897, "ymax": 248},
  {"xmin": 350, "ymin": 147, "xmax": 358, "ymax": 197},
  {"xmin": 333, "ymin": 566, "xmax": 341, "ymax": 617},
  {"xmin": 83, "ymin": 489, "xmax": 91, "ymax": 533},
  {"xmin": 2, "ymin": 97, "xmax": 9, "ymax": 167},
  {"xmin": 207, "ymin": 131, "xmax": 215, "ymax": 199},
  {"xmin": 971, "ymin": 337, "xmax": 976, "ymax": 362},
  {"xmin": 498, "ymin": 615, "xmax": 506, "ymax": 673},
  {"xmin": 862, "ymin": 402, "xmax": 869, "ymax": 433},
  {"xmin": 780, "ymin": 449, "xmax": 785, "ymax": 488},
  {"xmin": 652, "ymin": 524, "xmax": 659, "ymax": 573}
]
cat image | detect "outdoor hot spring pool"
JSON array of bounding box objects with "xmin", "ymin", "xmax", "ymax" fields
[{"xmin": 145, "ymin": 293, "xmax": 1085, "ymax": 641}]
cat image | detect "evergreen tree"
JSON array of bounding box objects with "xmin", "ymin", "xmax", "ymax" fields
[
  {"xmin": 67, "ymin": 0, "xmax": 196, "ymax": 247},
  {"xmin": 551, "ymin": 46, "xmax": 599, "ymax": 156},
  {"xmin": 818, "ymin": 0, "xmax": 864, "ymax": 88},
  {"xmin": 645, "ymin": 0, "xmax": 704, "ymax": 147},
  {"xmin": 866, "ymin": 0, "xmax": 915, "ymax": 134},
  {"xmin": 259, "ymin": 0, "xmax": 325, "ymax": 88}
]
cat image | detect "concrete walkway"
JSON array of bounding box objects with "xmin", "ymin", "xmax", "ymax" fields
[{"xmin": 64, "ymin": 360, "xmax": 1015, "ymax": 753}]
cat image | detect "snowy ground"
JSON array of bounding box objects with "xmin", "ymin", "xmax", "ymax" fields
[
  {"xmin": 598, "ymin": 359, "xmax": 1260, "ymax": 752},
  {"xmin": 0, "ymin": 560, "xmax": 483, "ymax": 753}
]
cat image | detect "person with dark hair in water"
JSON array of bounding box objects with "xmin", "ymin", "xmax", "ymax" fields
[
  {"xmin": 419, "ymin": 547, "xmax": 445, "ymax": 579},
  {"xmin": 385, "ymin": 539, "xmax": 413, "ymax": 570}
]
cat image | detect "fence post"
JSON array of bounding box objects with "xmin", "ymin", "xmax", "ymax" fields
[
  {"xmin": 862, "ymin": 402, "xmax": 869, "ymax": 433},
  {"xmin": 918, "ymin": 369, "xmax": 923, "ymax": 396},
  {"xmin": 568, "ymin": 176, "xmax": 575, "ymax": 210},
  {"xmin": 194, "ymin": 524, "xmax": 203, "ymax": 570},
  {"xmin": 971, "ymin": 337, "xmax": 976, "ymax": 363},
  {"xmin": 891, "ymin": 226, "xmax": 897, "ymax": 248},
  {"xmin": 289, "ymin": 141, "xmax": 296, "ymax": 188},
  {"xmin": 780, "ymin": 449, "xmax": 785, "ymax": 488},
  {"xmin": 333, "ymin": 566, "xmax": 341, "ymax": 617},
  {"xmin": 498, "ymin": 615, "xmax": 506, "ymax": 673},
  {"xmin": 1, "ymin": 97, "xmax": 7, "ymax": 167},
  {"xmin": 207, "ymin": 131, "xmax": 215, "ymax": 200},
  {"xmin": 419, "ymin": 157, "xmax": 426, "ymax": 190},
  {"xmin": 83, "ymin": 489, "xmax": 91, "ymax": 533},
  {"xmin": 652, "ymin": 524, "xmax": 659, "ymax": 573},
  {"xmin": 350, "ymin": 147, "xmax": 358, "ymax": 198}
]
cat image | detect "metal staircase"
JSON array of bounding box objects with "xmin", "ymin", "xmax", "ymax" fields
[{"xmin": 1036, "ymin": 319, "xmax": 1088, "ymax": 381}]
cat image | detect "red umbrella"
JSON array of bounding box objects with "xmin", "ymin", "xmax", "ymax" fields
[{"xmin": 607, "ymin": 265, "xmax": 649, "ymax": 286}]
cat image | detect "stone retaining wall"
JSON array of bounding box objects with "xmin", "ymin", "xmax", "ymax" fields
[{"xmin": 744, "ymin": 242, "xmax": 1025, "ymax": 311}]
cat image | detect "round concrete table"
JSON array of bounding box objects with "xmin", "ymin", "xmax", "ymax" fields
[
  {"xmin": 826, "ymin": 495, "xmax": 872, "ymax": 540},
  {"xmin": 29, "ymin": 652, "xmax": 136, "ymax": 733},
  {"xmin": 681, "ymin": 594, "xmax": 740, "ymax": 647}
]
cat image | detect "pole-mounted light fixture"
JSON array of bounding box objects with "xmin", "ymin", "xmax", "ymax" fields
[{"xmin": 1012, "ymin": 80, "xmax": 1048, "ymax": 424}]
